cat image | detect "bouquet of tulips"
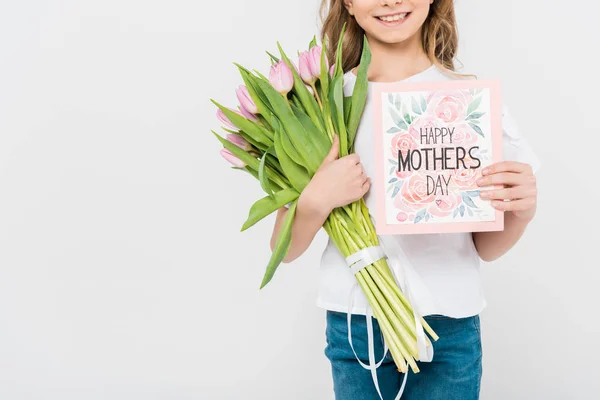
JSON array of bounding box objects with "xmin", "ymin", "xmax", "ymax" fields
[{"xmin": 211, "ymin": 26, "xmax": 438, "ymax": 373}]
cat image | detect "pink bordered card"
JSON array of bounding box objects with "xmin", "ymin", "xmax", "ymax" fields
[{"xmin": 371, "ymin": 78, "xmax": 504, "ymax": 235}]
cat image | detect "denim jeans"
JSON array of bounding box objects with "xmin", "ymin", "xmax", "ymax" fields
[{"xmin": 324, "ymin": 310, "xmax": 482, "ymax": 400}]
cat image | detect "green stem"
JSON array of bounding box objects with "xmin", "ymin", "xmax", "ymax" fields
[{"xmin": 355, "ymin": 271, "xmax": 414, "ymax": 373}]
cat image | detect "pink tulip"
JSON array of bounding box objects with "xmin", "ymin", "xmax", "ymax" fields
[
  {"xmin": 226, "ymin": 134, "xmax": 252, "ymax": 151},
  {"xmin": 220, "ymin": 148, "xmax": 246, "ymax": 167},
  {"xmin": 216, "ymin": 108, "xmax": 239, "ymax": 131},
  {"xmin": 304, "ymin": 84, "xmax": 314, "ymax": 96},
  {"xmin": 235, "ymin": 85, "xmax": 258, "ymax": 114},
  {"xmin": 237, "ymin": 106, "xmax": 258, "ymax": 122},
  {"xmin": 269, "ymin": 60, "xmax": 294, "ymax": 95},
  {"xmin": 308, "ymin": 46, "xmax": 326, "ymax": 78},
  {"xmin": 298, "ymin": 51, "xmax": 316, "ymax": 85},
  {"xmin": 329, "ymin": 64, "xmax": 335, "ymax": 78}
]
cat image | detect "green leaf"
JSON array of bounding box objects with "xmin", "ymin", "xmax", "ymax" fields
[
  {"xmin": 241, "ymin": 187, "xmax": 300, "ymax": 231},
  {"xmin": 212, "ymin": 130, "xmax": 259, "ymax": 171},
  {"xmin": 308, "ymin": 35, "xmax": 318, "ymax": 49},
  {"xmin": 272, "ymin": 121, "xmax": 310, "ymax": 192},
  {"xmin": 259, "ymin": 146, "xmax": 277, "ymax": 199},
  {"xmin": 394, "ymin": 95, "xmax": 402, "ymax": 110},
  {"xmin": 221, "ymin": 127, "xmax": 265, "ymax": 153},
  {"xmin": 389, "ymin": 107, "xmax": 408, "ymax": 131},
  {"xmin": 466, "ymin": 95, "xmax": 482, "ymax": 116},
  {"xmin": 347, "ymin": 35, "xmax": 372, "ymax": 150},
  {"xmin": 411, "ymin": 96, "xmax": 422, "ymax": 115},
  {"xmin": 343, "ymin": 95, "xmax": 352, "ymax": 126},
  {"xmin": 469, "ymin": 122, "xmax": 485, "ymax": 137},
  {"xmin": 253, "ymin": 78, "xmax": 322, "ymax": 172},
  {"xmin": 387, "ymin": 127, "xmax": 401, "ymax": 134},
  {"xmin": 211, "ymin": 99, "xmax": 273, "ymax": 145},
  {"xmin": 234, "ymin": 64, "xmax": 275, "ymax": 125},
  {"xmin": 319, "ymin": 39, "xmax": 330, "ymax": 106},
  {"xmin": 277, "ymin": 42, "xmax": 326, "ymax": 135},
  {"xmin": 466, "ymin": 112, "xmax": 485, "ymax": 120},
  {"xmin": 260, "ymin": 200, "xmax": 298, "ymax": 289},
  {"xmin": 461, "ymin": 192, "xmax": 478, "ymax": 208},
  {"xmin": 420, "ymin": 95, "xmax": 427, "ymax": 113},
  {"xmin": 333, "ymin": 22, "xmax": 347, "ymax": 78},
  {"xmin": 265, "ymin": 50, "xmax": 280, "ymax": 64},
  {"xmin": 330, "ymin": 75, "xmax": 347, "ymax": 156}
]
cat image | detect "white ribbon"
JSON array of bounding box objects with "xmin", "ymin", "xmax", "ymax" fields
[{"xmin": 344, "ymin": 230, "xmax": 434, "ymax": 399}]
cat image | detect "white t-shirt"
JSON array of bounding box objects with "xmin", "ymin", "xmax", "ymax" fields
[{"xmin": 287, "ymin": 64, "xmax": 541, "ymax": 318}]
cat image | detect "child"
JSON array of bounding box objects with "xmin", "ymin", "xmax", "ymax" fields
[{"xmin": 270, "ymin": 1, "xmax": 541, "ymax": 399}]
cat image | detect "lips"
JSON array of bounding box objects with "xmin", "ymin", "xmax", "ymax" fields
[{"xmin": 375, "ymin": 12, "xmax": 411, "ymax": 25}]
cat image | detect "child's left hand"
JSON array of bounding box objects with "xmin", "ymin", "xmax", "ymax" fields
[{"xmin": 476, "ymin": 161, "xmax": 538, "ymax": 222}]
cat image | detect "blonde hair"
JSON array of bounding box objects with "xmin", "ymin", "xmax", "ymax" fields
[{"xmin": 318, "ymin": 0, "xmax": 476, "ymax": 79}]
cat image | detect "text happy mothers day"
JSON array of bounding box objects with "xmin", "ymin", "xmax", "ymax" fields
[{"xmin": 398, "ymin": 127, "xmax": 482, "ymax": 195}]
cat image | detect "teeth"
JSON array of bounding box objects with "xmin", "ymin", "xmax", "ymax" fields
[{"xmin": 378, "ymin": 13, "xmax": 407, "ymax": 22}]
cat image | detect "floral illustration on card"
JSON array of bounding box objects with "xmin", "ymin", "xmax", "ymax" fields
[{"xmin": 383, "ymin": 88, "xmax": 494, "ymax": 225}]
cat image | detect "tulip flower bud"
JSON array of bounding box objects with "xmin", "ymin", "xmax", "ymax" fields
[
  {"xmin": 308, "ymin": 46, "xmax": 327, "ymax": 78},
  {"xmin": 235, "ymin": 85, "xmax": 258, "ymax": 114},
  {"xmin": 237, "ymin": 106, "xmax": 258, "ymax": 122},
  {"xmin": 269, "ymin": 60, "xmax": 294, "ymax": 95},
  {"xmin": 216, "ymin": 108, "xmax": 239, "ymax": 131},
  {"xmin": 226, "ymin": 133, "xmax": 252, "ymax": 151},
  {"xmin": 220, "ymin": 148, "xmax": 246, "ymax": 168},
  {"xmin": 298, "ymin": 51, "xmax": 316, "ymax": 85}
]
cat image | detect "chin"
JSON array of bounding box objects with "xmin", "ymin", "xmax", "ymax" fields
[{"xmin": 371, "ymin": 30, "xmax": 415, "ymax": 45}]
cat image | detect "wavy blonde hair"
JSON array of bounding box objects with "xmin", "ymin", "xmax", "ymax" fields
[{"xmin": 318, "ymin": 0, "xmax": 475, "ymax": 79}]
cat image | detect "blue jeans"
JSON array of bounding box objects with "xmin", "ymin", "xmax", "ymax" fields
[{"xmin": 324, "ymin": 310, "xmax": 482, "ymax": 400}]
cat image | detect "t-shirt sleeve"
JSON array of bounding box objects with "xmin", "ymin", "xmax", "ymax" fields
[{"xmin": 501, "ymin": 104, "xmax": 542, "ymax": 174}]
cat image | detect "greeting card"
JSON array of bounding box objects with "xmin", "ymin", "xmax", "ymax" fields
[{"xmin": 372, "ymin": 79, "xmax": 504, "ymax": 235}]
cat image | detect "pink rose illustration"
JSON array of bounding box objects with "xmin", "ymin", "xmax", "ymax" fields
[
  {"xmin": 393, "ymin": 172, "xmax": 436, "ymax": 213},
  {"xmin": 450, "ymin": 122, "xmax": 479, "ymax": 147},
  {"xmin": 450, "ymin": 156, "xmax": 482, "ymax": 190},
  {"xmin": 408, "ymin": 113, "xmax": 445, "ymax": 147},
  {"xmin": 428, "ymin": 192, "xmax": 463, "ymax": 217},
  {"xmin": 390, "ymin": 132, "xmax": 419, "ymax": 158},
  {"xmin": 426, "ymin": 90, "xmax": 472, "ymax": 124},
  {"xmin": 390, "ymin": 133, "xmax": 418, "ymax": 179},
  {"xmin": 395, "ymin": 169, "xmax": 413, "ymax": 180}
]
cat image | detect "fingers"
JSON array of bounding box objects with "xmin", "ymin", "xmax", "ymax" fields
[
  {"xmin": 480, "ymin": 186, "xmax": 537, "ymax": 201},
  {"xmin": 477, "ymin": 172, "xmax": 529, "ymax": 187},
  {"xmin": 324, "ymin": 134, "xmax": 339, "ymax": 163},
  {"xmin": 345, "ymin": 153, "xmax": 361, "ymax": 165},
  {"xmin": 359, "ymin": 171, "xmax": 367, "ymax": 183},
  {"xmin": 490, "ymin": 197, "xmax": 536, "ymax": 211},
  {"xmin": 361, "ymin": 176, "xmax": 372, "ymax": 194},
  {"xmin": 482, "ymin": 161, "xmax": 532, "ymax": 175}
]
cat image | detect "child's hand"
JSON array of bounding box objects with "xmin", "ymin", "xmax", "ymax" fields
[
  {"xmin": 300, "ymin": 134, "xmax": 371, "ymax": 214},
  {"xmin": 476, "ymin": 161, "xmax": 538, "ymax": 222}
]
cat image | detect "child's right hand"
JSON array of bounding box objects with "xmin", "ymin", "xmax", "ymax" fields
[{"xmin": 300, "ymin": 134, "xmax": 371, "ymax": 215}]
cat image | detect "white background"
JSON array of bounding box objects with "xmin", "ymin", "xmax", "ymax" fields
[{"xmin": 1, "ymin": 1, "xmax": 598, "ymax": 399}]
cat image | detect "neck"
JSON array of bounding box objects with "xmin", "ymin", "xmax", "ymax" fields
[{"xmin": 354, "ymin": 32, "xmax": 432, "ymax": 82}]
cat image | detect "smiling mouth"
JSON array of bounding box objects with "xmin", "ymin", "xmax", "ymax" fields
[{"xmin": 376, "ymin": 12, "xmax": 410, "ymax": 23}]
